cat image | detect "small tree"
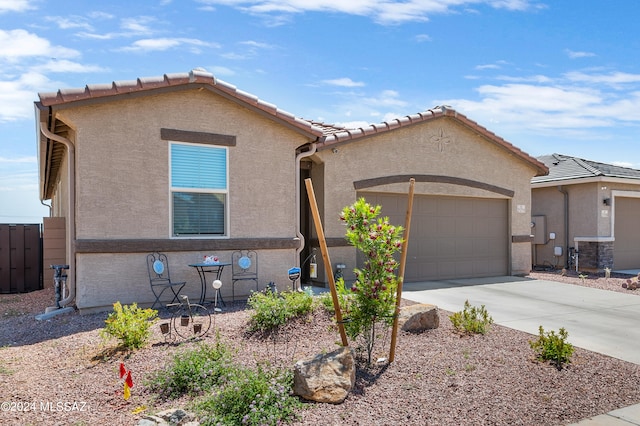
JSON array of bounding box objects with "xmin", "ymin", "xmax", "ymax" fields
[{"xmin": 339, "ymin": 198, "xmax": 404, "ymax": 364}]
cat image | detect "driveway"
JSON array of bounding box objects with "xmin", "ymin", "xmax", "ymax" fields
[{"xmin": 402, "ymin": 276, "xmax": 640, "ymax": 365}]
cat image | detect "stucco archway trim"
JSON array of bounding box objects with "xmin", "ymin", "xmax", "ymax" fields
[{"xmin": 353, "ymin": 174, "xmax": 514, "ymax": 197}]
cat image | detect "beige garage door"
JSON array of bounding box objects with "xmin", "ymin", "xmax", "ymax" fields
[
  {"xmin": 361, "ymin": 193, "xmax": 509, "ymax": 282},
  {"xmin": 614, "ymin": 197, "xmax": 640, "ymax": 270}
]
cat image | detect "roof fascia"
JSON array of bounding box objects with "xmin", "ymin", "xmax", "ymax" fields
[{"xmin": 532, "ymin": 175, "xmax": 640, "ymax": 189}]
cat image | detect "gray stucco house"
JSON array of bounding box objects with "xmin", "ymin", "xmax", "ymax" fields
[
  {"xmin": 532, "ymin": 153, "xmax": 640, "ymax": 272},
  {"xmin": 35, "ymin": 69, "xmax": 547, "ymax": 312}
]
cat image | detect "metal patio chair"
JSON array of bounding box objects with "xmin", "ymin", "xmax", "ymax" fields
[
  {"xmin": 147, "ymin": 252, "xmax": 186, "ymax": 309},
  {"xmin": 231, "ymin": 250, "xmax": 258, "ymax": 301}
]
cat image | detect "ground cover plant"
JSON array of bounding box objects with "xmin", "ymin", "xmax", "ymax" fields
[
  {"xmin": 449, "ymin": 300, "xmax": 494, "ymax": 335},
  {"xmin": 529, "ymin": 325, "xmax": 575, "ymax": 370},
  {"xmin": 100, "ymin": 301, "xmax": 158, "ymax": 350}
]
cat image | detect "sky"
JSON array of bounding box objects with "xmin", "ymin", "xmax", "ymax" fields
[{"xmin": 1, "ymin": 0, "xmax": 640, "ymax": 224}]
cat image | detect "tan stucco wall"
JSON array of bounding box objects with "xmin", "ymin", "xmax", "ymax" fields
[
  {"xmin": 53, "ymin": 88, "xmax": 312, "ymax": 311},
  {"xmin": 532, "ymin": 180, "xmax": 640, "ymax": 268},
  {"xmin": 56, "ymin": 89, "xmax": 308, "ymax": 239},
  {"xmin": 75, "ymin": 250, "xmax": 298, "ymax": 312},
  {"xmin": 309, "ymin": 117, "xmax": 538, "ymax": 281}
]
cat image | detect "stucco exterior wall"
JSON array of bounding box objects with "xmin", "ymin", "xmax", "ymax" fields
[
  {"xmin": 532, "ymin": 181, "xmax": 640, "ymax": 271},
  {"xmin": 308, "ymin": 117, "xmax": 538, "ymax": 281},
  {"xmin": 52, "ymin": 89, "xmax": 312, "ymax": 311},
  {"xmin": 56, "ymin": 89, "xmax": 308, "ymax": 239},
  {"xmin": 75, "ymin": 250, "xmax": 297, "ymax": 311}
]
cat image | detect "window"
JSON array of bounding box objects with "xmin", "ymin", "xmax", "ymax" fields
[{"xmin": 170, "ymin": 142, "xmax": 228, "ymax": 236}]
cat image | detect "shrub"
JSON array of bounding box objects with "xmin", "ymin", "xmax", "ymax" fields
[
  {"xmin": 100, "ymin": 302, "xmax": 157, "ymax": 350},
  {"xmin": 195, "ymin": 365, "xmax": 301, "ymax": 426},
  {"xmin": 529, "ymin": 325, "xmax": 574, "ymax": 369},
  {"xmin": 247, "ymin": 289, "xmax": 314, "ymax": 332},
  {"xmin": 146, "ymin": 338, "xmax": 234, "ymax": 399},
  {"xmin": 449, "ymin": 300, "xmax": 494, "ymax": 335}
]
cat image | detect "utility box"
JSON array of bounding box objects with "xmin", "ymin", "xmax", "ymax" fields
[{"xmin": 531, "ymin": 215, "xmax": 547, "ymax": 245}]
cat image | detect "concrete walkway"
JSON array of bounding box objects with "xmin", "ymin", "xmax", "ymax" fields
[{"xmin": 402, "ymin": 276, "xmax": 640, "ymax": 425}]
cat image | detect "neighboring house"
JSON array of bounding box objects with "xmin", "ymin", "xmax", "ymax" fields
[
  {"xmin": 35, "ymin": 69, "xmax": 547, "ymax": 313},
  {"xmin": 532, "ymin": 153, "xmax": 640, "ymax": 272}
]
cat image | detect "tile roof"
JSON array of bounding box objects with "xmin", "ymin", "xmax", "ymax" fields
[
  {"xmin": 36, "ymin": 69, "xmax": 547, "ymax": 176},
  {"xmin": 37, "ymin": 69, "xmax": 326, "ymax": 138},
  {"xmin": 317, "ymin": 106, "xmax": 548, "ymax": 176},
  {"xmin": 533, "ymin": 154, "xmax": 640, "ymax": 183}
]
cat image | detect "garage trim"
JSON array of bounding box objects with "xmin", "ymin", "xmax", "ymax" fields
[{"xmin": 354, "ymin": 174, "xmax": 514, "ymax": 197}]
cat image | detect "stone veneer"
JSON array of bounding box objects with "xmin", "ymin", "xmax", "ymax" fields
[{"xmin": 577, "ymin": 241, "xmax": 614, "ymax": 270}]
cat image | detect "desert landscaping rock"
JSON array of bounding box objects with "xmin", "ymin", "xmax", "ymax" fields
[
  {"xmin": 293, "ymin": 346, "xmax": 356, "ymax": 404},
  {"xmin": 398, "ymin": 303, "xmax": 440, "ymax": 332},
  {"xmin": 1, "ymin": 271, "xmax": 639, "ymax": 425}
]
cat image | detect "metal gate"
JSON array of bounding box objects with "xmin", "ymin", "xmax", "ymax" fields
[{"xmin": 0, "ymin": 224, "xmax": 43, "ymax": 293}]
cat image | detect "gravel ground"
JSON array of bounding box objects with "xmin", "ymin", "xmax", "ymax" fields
[{"xmin": 1, "ymin": 270, "xmax": 639, "ymax": 425}]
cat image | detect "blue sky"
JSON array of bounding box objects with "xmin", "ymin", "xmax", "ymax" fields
[{"xmin": 1, "ymin": 0, "xmax": 640, "ymax": 223}]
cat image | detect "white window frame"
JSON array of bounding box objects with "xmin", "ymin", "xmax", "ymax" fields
[{"xmin": 169, "ymin": 141, "xmax": 229, "ymax": 238}]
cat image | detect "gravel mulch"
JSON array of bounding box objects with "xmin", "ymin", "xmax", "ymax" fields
[{"xmin": 1, "ymin": 270, "xmax": 639, "ymax": 425}]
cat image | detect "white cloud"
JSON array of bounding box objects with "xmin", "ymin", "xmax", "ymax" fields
[
  {"xmin": 35, "ymin": 59, "xmax": 106, "ymax": 73},
  {"xmin": 121, "ymin": 16, "xmax": 157, "ymax": 34},
  {"xmin": 566, "ymin": 49, "xmax": 596, "ymax": 59},
  {"xmin": 0, "ymin": 156, "xmax": 36, "ymax": 164},
  {"xmin": 209, "ymin": 65, "xmax": 236, "ymax": 76},
  {"xmin": 44, "ymin": 15, "xmax": 94, "ymax": 31},
  {"xmin": 322, "ymin": 77, "xmax": 365, "ymax": 87},
  {"xmin": 364, "ymin": 89, "xmax": 408, "ymax": 108},
  {"xmin": 565, "ymin": 71, "xmax": 640, "ymax": 86},
  {"xmin": 119, "ymin": 38, "xmax": 220, "ymax": 52},
  {"xmin": 239, "ymin": 40, "xmax": 274, "ymax": 49},
  {"xmin": 0, "ymin": 29, "xmax": 79, "ymax": 61},
  {"xmin": 195, "ymin": 0, "xmax": 543, "ymax": 24},
  {"xmin": 415, "ymin": 34, "xmax": 432, "ymax": 42},
  {"xmin": 0, "ymin": 0, "xmax": 34, "ymax": 13},
  {"xmin": 0, "ymin": 72, "xmax": 54, "ymax": 121}
]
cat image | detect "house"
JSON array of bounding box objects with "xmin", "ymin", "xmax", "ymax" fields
[
  {"xmin": 531, "ymin": 153, "xmax": 640, "ymax": 272},
  {"xmin": 35, "ymin": 69, "xmax": 547, "ymax": 313}
]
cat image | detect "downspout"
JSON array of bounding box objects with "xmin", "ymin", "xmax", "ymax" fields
[
  {"xmin": 557, "ymin": 185, "xmax": 569, "ymax": 269},
  {"xmin": 39, "ymin": 122, "xmax": 76, "ymax": 308},
  {"xmin": 295, "ymin": 142, "xmax": 317, "ymax": 281}
]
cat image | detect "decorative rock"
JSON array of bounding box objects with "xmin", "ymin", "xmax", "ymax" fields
[
  {"xmin": 398, "ymin": 303, "xmax": 439, "ymax": 332},
  {"xmin": 137, "ymin": 408, "xmax": 199, "ymax": 426},
  {"xmin": 293, "ymin": 346, "xmax": 355, "ymax": 404}
]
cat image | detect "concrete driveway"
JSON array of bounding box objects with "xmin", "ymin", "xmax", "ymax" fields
[{"xmin": 402, "ymin": 276, "xmax": 640, "ymax": 365}]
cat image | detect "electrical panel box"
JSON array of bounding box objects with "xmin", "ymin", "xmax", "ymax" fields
[{"xmin": 531, "ymin": 215, "xmax": 547, "ymax": 245}]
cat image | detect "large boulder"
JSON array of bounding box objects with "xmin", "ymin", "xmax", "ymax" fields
[
  {"xmin": 293, "ymin": 346, "xmax": 355, "ymax": 404},
  {"xmin": 398, "ymin": 303, "xmax": 439, "ymax": 332}
]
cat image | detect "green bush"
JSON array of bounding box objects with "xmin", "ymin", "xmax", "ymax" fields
[
  {"xmin": 247, "ymin": 289, "xmax": 314, "ymax": 332},
  {"xmin": 195, "ymin": 365, "xmax": 301, "ymax": 426},
  {"xmin": 529, "ymin": 326, "xmax": 574, "ymax": 369},
  {"xmin": 100, "ymin": 302, "xmax": 157, "ymax": 349},
  {"xmin": 449, "ymin": 300, "xmax": 494, "ymax": 335},
  {"xmin": 146, "ymin": 338, "xmax": 234, "ymax": 399}
]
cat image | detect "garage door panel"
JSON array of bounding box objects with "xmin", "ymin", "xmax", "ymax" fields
[{"xmin": 360, "ymin": 193, "xmax": 508, "ymax": 281}]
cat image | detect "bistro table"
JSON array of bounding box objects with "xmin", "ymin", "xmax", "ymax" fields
[{"xmin": 188, "ymin": 262, "xmax": 231, "ymax": 306}]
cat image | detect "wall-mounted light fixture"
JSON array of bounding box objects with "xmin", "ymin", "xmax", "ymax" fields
[{"xmin": 603, "ymin": 198, "xmax": 611, "ymax": 206}]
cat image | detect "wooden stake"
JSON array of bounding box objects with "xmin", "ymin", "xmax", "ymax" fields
[
  {"xmin": 304, "ymin": 178, "xmax": 349, "ymax": 347},
  {"xmin": 389, "ymin": 178, "xmax": 415, "ymax": 362}
]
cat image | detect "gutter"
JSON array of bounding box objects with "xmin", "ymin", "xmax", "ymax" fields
[
  {"xmin": 294, "ymin": 142, "xmax": 317, "ymax": 289},
  {"xmin": 39, "ymin": 121, "xmax": 76, "ymax": 309}
]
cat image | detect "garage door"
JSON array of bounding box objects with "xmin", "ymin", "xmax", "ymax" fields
[
  {"xmin": 614, "ymin": 197, "xmax": 640, "ymax": 270},
  {"xmin": 360, "ymin": 193, "xmax": 509, "ymax": 282}
]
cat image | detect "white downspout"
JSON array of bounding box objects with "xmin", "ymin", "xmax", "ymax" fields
[
  {"xmin": 295, "ymin": 143, "xmax": 317, "ymax": 286},
  {"xmin": 39, "ymin": 122, "xmax": 76, "ymax": 308}
]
